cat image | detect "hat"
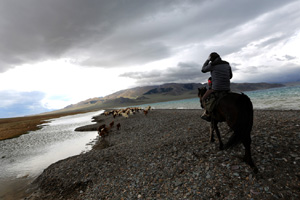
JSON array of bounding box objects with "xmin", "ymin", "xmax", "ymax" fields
[{"xmin": 210, "ymin": 52, "xmax": 220, "ymax": 61}]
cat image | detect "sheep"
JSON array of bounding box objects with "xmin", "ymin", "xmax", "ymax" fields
[{"xmin": 121, "ymin": 112, "xmax": 128, "ymax": 118}]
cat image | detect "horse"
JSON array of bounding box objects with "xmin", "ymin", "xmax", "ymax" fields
[{"xmin": 198, "ymin": 87, "xmax": 258, "ymax": 173}]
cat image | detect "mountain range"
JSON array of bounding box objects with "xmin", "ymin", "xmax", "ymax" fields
[{"xmin": 50, "ymin": 82, "xmax": 284, "ymax": 114}]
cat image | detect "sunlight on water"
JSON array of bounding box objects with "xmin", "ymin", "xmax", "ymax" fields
[
  {"xmin": 132, "ymin": 85, "xmax": 300, "ymax": 110},
  {"xmin": 0, "ymin": 110, "xmax": 103, "ymax": 180},
  {"xmin": 245, "ymin": 85, "xmax": 300, "ymax": 110}
]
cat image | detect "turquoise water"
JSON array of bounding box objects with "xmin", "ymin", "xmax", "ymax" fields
[
  {"xmin": 134, "ymin": 85, "xmax": 300, "ymax": 110},
  {"xmin": 245, "ymin": 85, "xmax": 300, "ymax": 110}
]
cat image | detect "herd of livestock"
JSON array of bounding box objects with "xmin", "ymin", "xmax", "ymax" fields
[{"xmin": 97, "ymin": 106, "xmax": 152, "ymax": 137}]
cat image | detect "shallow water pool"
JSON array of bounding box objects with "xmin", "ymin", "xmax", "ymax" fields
[{"xmin": 0, "ymin": 110, "xmax": 103, "ymax": 198}]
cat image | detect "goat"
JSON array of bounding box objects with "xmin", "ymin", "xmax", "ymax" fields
[
  {"xmin": 109, "ymin": 121, "xmax": 114, "ymax": 128},
  {"xmin": 116, "ymin": 123, "xmax": 121, "ymax": 130}
]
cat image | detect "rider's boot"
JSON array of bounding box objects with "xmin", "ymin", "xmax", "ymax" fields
[{"xmin": 201, "ymin": 110, "xmax": 211, "ymax": 122}]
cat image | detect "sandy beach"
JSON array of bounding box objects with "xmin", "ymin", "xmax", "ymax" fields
[{"xmin": 20, "ymin": 109, "xmax": 300, "ymax": 199}]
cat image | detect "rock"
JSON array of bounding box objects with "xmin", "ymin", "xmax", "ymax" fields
[
  {"xmin": 264, "ymin": 187, "xmax": 269, "ymax": 192},
  {"xmin": 290, "ymin": 153, "xmax": 298, "ymax": 157},
  {"xmin": 174, "ymin": 179, "xmax": 183, "ymax": 187},
  {"xmin": 206, "ymin": 173, "xmax": 211, "ymax": 179},
  {"xmin": 231, "ymin": 165, "xmax": 240, "ymax": 170},
  {"xmin": 233, "ymin": 173, "xmax": 239, "ymax": 177},
  {"xmin": 24, "ymin": 109, "xmax": 300, "ymax": 200},
  {"xmin": 250, "ymin": 189, "xmax": 260, "ymax": 195}
]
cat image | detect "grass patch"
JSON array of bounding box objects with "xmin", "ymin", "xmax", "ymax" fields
[{"xmin": 0, "ymin": 112, "xmax": 86, "ymax": 141}]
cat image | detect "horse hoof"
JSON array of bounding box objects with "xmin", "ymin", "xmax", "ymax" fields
[{"xmin": 253, "ymin": 167, "xmax": 259, "ymax": 174}]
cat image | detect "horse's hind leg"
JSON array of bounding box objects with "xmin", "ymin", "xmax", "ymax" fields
[
  {"xmin": 214, "ymin": 122, "xmax": 224, "ymax": 150},
  {"xmin": 209, "ymin": 122, "xmax": 215, "ymax": 143},
  {"xmin": 242, "ymin": 136, "xmax": 258, "ymax": 173}
]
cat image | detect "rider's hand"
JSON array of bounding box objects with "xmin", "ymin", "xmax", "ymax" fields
[{"xmin": 207, "ymin": 55, "xmax": 211, "ymax": 61}]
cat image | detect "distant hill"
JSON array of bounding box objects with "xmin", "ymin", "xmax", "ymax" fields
[
  {"xmin": 50, "ymin": 82, "xmax": 284, "ymax": 114},
  {"xmin": 230, "ymin": 82, "xmax": 284, "ymax": 92}
]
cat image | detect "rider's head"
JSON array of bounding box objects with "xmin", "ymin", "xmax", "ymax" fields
[{"xmin": 209, "ymin": 52, "xmax": 220, "ymax": 62}]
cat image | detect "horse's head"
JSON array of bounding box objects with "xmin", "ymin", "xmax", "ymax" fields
[
  {"xmin": 198, "ymin": 87, "xmax": 207, "ymax": 108},
  {"xmin": 198, "ymin": 87, "xmax": 207, "ymax": 99}
]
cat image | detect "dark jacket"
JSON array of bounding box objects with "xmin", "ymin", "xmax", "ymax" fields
[{"xmin": 201, "ymin": 57, "xmax": 232, "ymax": 91}]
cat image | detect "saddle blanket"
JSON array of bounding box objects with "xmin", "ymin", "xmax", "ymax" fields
[{"xmin": 204, "ymin": 91, "xmax": 229, "ymax": 113}]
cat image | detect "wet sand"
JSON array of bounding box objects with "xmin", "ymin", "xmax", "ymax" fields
[{"xmin": 0, "ymin": 179, "xmax": 34, "ymax": 200}]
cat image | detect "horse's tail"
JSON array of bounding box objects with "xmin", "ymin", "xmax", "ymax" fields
[{"xmin": 224, "ymin": 93, "xmax": 253, "ymax": 149}]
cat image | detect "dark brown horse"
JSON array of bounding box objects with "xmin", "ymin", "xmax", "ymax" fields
[{"xmin": 198, "ymin": 87, "xmax": 258, "ymax": 173}]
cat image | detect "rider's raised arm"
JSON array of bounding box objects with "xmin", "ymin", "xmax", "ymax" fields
[{"xmin": 201, "ymin": 59, "xmax": 213, "ymax": 73}]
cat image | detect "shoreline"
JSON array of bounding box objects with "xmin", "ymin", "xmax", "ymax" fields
[
  {"xmin": 0, "ymin": 111, "xmax": 88, "ymax": 141},
  {"xmin": 21, "ymin": 109, "xmax": 300, "ymax": 199},
  {"xmin": 0, "ymin": 178, "xmax": 34, "ymax": 200}
]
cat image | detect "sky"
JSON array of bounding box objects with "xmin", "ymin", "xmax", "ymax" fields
[{"xmin": 1, "ymin": 0, "xmax": 300, "ymax": 118}]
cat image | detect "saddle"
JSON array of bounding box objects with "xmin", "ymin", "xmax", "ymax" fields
[{"xmin": 204, "ymin": 91, "xmax": 229, "ymax": 113}]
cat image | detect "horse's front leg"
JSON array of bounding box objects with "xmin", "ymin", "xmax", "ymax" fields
[
  {"xmin": 209, "ymin": 122, "xmax": 215, "ymax": 143},
  {"xmin": 213, "ymin": 122, "xmax": 224, "ymax": 150}
]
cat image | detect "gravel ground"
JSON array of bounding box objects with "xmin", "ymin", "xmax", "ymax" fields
[{"xmin": 25, "ymin": 109, "xmax": 300, "ymax": 199}]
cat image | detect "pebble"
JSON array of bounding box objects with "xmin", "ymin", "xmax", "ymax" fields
[
  {"xmin": 233, "ymin": 173, "xmax": 239, "ymax": 177},
  {"xmin": 25, "ymin": 110, "xmax": 300, "ymax": 200},
  {"xmin": 264, "ymin": 187, "xmax": 269, "ymax": 192},
  {"xmin": 231, "ymin": 165, "xmax": 240, "ymax": 170},
  {"xmin": 174, "ymin": 179, "xmax": 182, "ymax": 187},
  {"xmin": 206, "ymin": 173, "xmax": 211, "ymax": 179},
  {"xmin": 248, "ymin": 174, "xmax": 253, "ymax": 181},
  {"xmin": 250, "ymin": 189, "xmax": 260, "ymax": 195},
  {"xmin": 290, "ymin": 153, "xmax": 298, "ymax": 157}
]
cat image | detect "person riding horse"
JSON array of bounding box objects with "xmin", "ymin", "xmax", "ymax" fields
[
  {"xmin": 208, "ymin": 77, "xmax": 212, "ymax": 89},
  {"xmin": 201, "ymin": 52, "xmax": 233, "ymax": 121}
]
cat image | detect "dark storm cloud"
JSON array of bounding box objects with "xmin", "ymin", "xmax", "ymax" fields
[
  {"xmin": 229, "ymin": 63, "xmax": 241, "ymax": 71},
  {"xmin": 120, "ymin": 62, "xmax": 208, "ymax": 85},
  {"xmin": 256, "ymin": 35, "xmax": 288, "ymax": 48},
  {"xmin": 0, "ymin": 0, "xmax": 173, "ymax": 71},
  {"xmin": 240, "ymin": 63, "xmax": 300, "ymax": 83},
  {"xmin": 120, "ymin": 58, "xmax": 242, "ymax": 85},
  {"xmin": 284, "ymin": 55, "xmax": 297, "ymax": 61},
  {"xmin": 0, "ymin": 0, "xmax": 298, "ymax": 72},
  {"xmin": 276, "ymin": 55, "xmax": 297, "ymax": 62}
]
